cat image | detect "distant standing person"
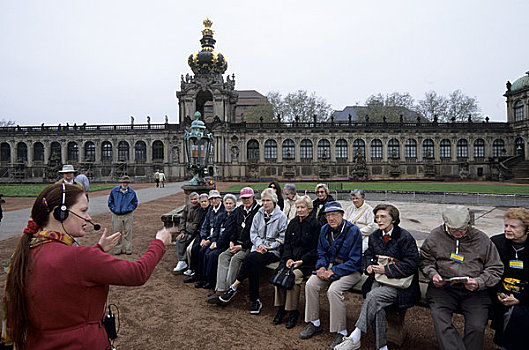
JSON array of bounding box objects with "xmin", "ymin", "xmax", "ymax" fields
[
  {"xmin": 153, "ymin": 170, "xmax": 160, "ymax": 188},
  {"xmin": 159, "ymin": 170, "xmax": 166, "ymax": 188},
  {"xmin": 56, "ymin": 165, "xmax": 83, "ymax": 190},
  {"xmin": 0, "ymin": 195, "xmax": 4, "ymax": 228},
  {"xmin": 108, "ymin": 175, "xmax": 138, "ymax": 255},
  {"xmin": 268, "ymin": 181, "xmax": 284, "ymax": 210},
  {"xmin": 74, "ymin": 168, "xmax": 90, "ymax": 193}
]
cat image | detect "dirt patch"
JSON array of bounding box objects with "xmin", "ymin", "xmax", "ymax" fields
[{"xmin": 0, "ymin": 182, "xmax": 497, "ymax": 349}]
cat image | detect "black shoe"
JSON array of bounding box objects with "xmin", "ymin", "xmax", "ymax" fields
[
  {"xmin": 273, "ymin": 306, "xmax": 286, "ymax": 325},
  {"xmin": 299, "ymin": 323, "xmax": 323, "ymax": 339},
  {"xmin": 206, "ymin": 294, "xmax": 220, "ymax": 304},
  {"xmin": 218, "ymin": 287, "xmax": 237, "ymax": 304},
  {"xmin": 194, "ymin": 281, "xmax": 206, "ymax": 288},
  {"xmin": 286, "ymin": 310, "xmax": 299, "ymax": 329},
  {"xmin": 250, "ymin": 299, "xmax": 263, "ymax": 314},
  {"xmin": 184, "ymin": 275, "xmax": 200, "ymax": 283},
  {"xmin": 201, "ymin": 282, "xmax": 213, "ymax": 289}
]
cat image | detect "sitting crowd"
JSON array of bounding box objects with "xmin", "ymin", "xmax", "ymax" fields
[{"xmin": 172, "ymin": 184, "xmax": 528, "ymax": 350}]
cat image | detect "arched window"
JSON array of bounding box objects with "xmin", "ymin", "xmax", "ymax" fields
[
  {"xmin": 264, "ymin": 140, "xmax": 277, "ymax": 159},
  {"xmin": 318, "ymin": 139, "xmax": 331, "ymax": 159},
  {"xmin": 456, "ymin": 139, "xmax": 468, "ymax": 158},
  {"xmin": 514, "ymin": 101, "xmax": 524, "ymax": 122},
  {"xmin": 336, "ymin": 139, "xmax": 348, "ymax": 159},
  {"xmin": 247, "ymin": 139, "xmax": 259, "ymax": 161},
  {"xmin": 440, "ymin": 139, "xmax": 451, "ymax": 158},
  {"xmin": 101, "ymin": 141, "xmax": 113, "ymax": 161},
  {"xmin": 33, "ymin": 142, "xmax": 44, "ymax": 162},
  {"xmin": 50, "ymin": 142, "xmax": 61, "ymax": 162},
  {"xmin": 473, "ymin": 139, "xmax": 485, "ymax": 158},
  {"xmin": 16, "ymin": 142, "xmax": 28, "ymax": 162},
  {"xmin": 67, "ymin": 142, "xmax": 78, "ymax": 162},
  {"xmin": 0, "ymin": 143, "xmax": 10, "ymax": 162},
  {"xmin": 135, "ymin": 141, "xmax": 147, "ymax": 163},
  {"xmin": 300, "ymin": 139, "xmax": 313, "ymax": 159},
  {"xmin": 492, "ymin": 139, "xmax": 505, "ymax": 157},
  {"xmin": 353, "ymin": 139, "xmax": 365, "ymax": 158},
  {"xmin": 371, "ymin": 139, "xmax": 382, "ymax": 159},
  {"xmin": 423, "ymin": 139, "xmax": 434, "ymax": 158},
  {"xmin": 152, "ymin": 140, "xmax": 164, "ymax": 161},
  {"xmin": 84, "ymin": 142, "xmax": 95, "ymax": 162},
  {"xmin": 118, "ymin": 141, "xmax": 130, "ymax": 161},
  {"xmin": 404, "ymin": 139, "xmax": 417, "ymax": 158},
  {"xmin": 282, "ymin": 139, "xmax": 295, "ymax": 160},
  {"xmin": 515, "ymin": 137, "xmax": 524, "ymax": 156},
  {"xmin": 388, "ymin": 139, "xmax": 400, "ymax": 159}
]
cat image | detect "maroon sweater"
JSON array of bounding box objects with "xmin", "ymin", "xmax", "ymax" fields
[{"xmin": 26, "ymin": 239, "xmax": 166, "ymax": 349}]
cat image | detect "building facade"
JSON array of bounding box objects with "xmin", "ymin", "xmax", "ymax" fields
[{"xmin": 1, "ymin": 20, "xmax": 528, "ymax": 183}]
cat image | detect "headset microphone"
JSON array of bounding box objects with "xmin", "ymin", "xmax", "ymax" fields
[{"xmin": 68, "ymin": 210, "xmax": 101, "ymax": 231}]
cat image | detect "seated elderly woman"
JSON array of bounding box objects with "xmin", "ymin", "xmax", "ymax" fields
[
  {"xmin": 335, "ymin": 204, "xmax": 420, "ymax": 350},
  {"xmin": 199, "ymin": 194, "xmax": 238, "ymax": 290},
  {"xmin": 273, "ymin": 195, "xmax": 321, "ymax": 329},
  {"xmin": 218, "ymin": 188, "xmax": 288, "ymax": 314},
  {"xmin": 490, "ymin": 207, "xmax": 529, "ymax": 350},
  {"xmin": 311, "ymin": 183, "xmax": 335, "ymax": 226},
  {"xmin": 283, "ymin": 183, "xmax": 300, "ymax": 222}
]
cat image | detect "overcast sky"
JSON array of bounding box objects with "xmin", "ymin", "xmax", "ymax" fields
[{"xmin": 1, "ymin": 0, "xmax": 527, "ymax": 126}]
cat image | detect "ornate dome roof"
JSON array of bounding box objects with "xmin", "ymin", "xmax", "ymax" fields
[
  {"xmin": 511, "ymin": 71, "xmax": 529, "ymax": 91},
  {"xmin": 188, "ymin": 19, "xmax": 228, "ymax": 75}
]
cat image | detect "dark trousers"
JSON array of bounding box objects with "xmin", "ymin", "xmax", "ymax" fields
[
  {"xmin": 426, "ymin": 284, "xmax": 491, "ymax": 350},
  {"xmin": 202, "ymin": 247, "xmax": 223, "ymax": 285},
  {"xmin": 189, "ymin": 238, "xmax": 202, "ymax": 272},
  {"xmin": 236, "ymin": 251, "xmax": 279, "ymax": 302}
]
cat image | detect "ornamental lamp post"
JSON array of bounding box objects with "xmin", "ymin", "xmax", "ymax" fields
[{"xmin": 184, "ymin": 111, "xmax": 213, "ymax": 185}]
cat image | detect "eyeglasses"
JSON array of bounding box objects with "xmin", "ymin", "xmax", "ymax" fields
[
  {"xmin": 316, "ymin": 190, "xmax": 326, "ymax": 194},
  {"xmin": 325, "ymin": 212, "xmax": 341, "ymax": 218}
]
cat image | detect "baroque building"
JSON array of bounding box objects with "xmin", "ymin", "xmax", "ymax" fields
[{"xmin": 1, "ymin": 20, "xmax": 528, "ymax": 183}]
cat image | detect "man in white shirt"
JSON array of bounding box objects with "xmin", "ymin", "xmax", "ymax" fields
[{"xmin": 344, "ymin": 189, "xmax": 378, "ymax": 252}]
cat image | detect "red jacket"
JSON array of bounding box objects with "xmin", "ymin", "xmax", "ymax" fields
[{"xmin": 26, "ymin": 239, "xmax": 166, "ymax": 349}]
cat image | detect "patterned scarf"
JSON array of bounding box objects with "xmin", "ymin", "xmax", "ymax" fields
[{"xmin": 30, "ymin": 230, "xmax": 76, "ymax": 248}]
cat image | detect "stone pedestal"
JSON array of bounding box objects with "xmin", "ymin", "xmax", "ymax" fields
[{"xmin": 182, "ymin": 184, "xmax": 215, "ymax": 203}]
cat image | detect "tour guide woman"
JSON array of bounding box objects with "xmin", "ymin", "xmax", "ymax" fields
[{"xmin": 1, "ymin": 183, "xmax": 172, "ymax": 349}]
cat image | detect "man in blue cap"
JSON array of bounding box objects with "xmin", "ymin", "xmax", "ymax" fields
[{"xmin": 300, "ymin": 201, "xmax": 363, "ymax": 349}]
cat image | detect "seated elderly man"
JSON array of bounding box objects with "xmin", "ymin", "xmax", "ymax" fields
[
  {"xmin": 300, "ymin": 201, "xmax": 363, "ymax": 349},
  {"xmin": 343, "ymin": 189, "xmax": 378, "ymax": 252},
  {"xmin": 420, "ymin": 206, "xmax": 503, "ymax": 350},
  {"xmin": 173, "ymin": 192, "xmax": 201, "ymax": 273}
]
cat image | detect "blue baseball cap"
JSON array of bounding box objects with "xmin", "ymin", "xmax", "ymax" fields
[{"xmin": 323, "ymin": 201, "xmax": 344, "ymax": 214}]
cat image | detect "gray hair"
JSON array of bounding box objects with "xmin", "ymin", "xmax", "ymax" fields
[
  {"xmin": 189, "ymin": 192, "xmax": 199, "ymax": 199},
  {"xmin": 261, "ymin": 188, "xmax": 278, "ymax": 203},
  {"xmin": 350, "ymin": 189, "xmax": 365, "ymax": 199},
  {"xmin": 199, "ymin": 193, "xmax": 209, "ymax": 200},
  {"xmin": 223, "ymin": 193, "xmax": 237, "ymax": 203},
  {"xmin": 284, "ymin": 183, "xmax": 296, "ymax": 194}
]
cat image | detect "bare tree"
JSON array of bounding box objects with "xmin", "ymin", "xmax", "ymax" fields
[
  {"xmin": 0, "ymin": 119, "xmax": 15, "ymax": 127},
  {"xmin": 364, "ymin": 92, "xmax": 419, "ymax": 122},
  {"xmin": 445, "ymin": 90, "xmax": 482, "ymax": 122},
  {"xmin": 267, "ymin": 90, "xmax": 333, "ymax": 122},
  {"xmin": 416, "ymin": 91, "xmax": 448, "ymax": 121}
]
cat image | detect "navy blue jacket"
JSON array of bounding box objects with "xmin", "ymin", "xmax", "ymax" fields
[
  {"xmin": 200, "ymin": 204, "xmax": 226, "ymax": 240},
  {"xmin": 363, "ymin": 225, "xmax": 420, "ymax": 309},
  {"xmin": 215, "ymin": 209, "xmax": 237, "ymax": 251},
  {"xmin": 315, "ymin": 220, "xmax": 363, "ymax": 279},
  {"xmin": 107, "ymin": 186, "xmax": 138, "ymax": 215}
]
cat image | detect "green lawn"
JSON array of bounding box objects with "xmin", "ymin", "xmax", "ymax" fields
[
  {"xmin": 0, "ymin": 184, "xmax": 115, "ymax": 197},
  {"xmin": 224, "ymin": 182, "xmax": 529, "ymax": 195}
]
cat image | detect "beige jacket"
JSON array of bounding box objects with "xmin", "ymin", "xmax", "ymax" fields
[
  {"xmin": 283, "ymin": 194, "xmax": 300, "ymax": 221},
  {"xmin": 343, "ymin": 202, "xmax": 378, "ymax": 237}
]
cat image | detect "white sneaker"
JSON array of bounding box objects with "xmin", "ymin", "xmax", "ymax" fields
[
  {"xmin": 173, "ymin": 261, "xmax": 188, "ymax": 272},
  {"xmin": 183, "ymin": 269, "xmax": 195, "ymax": 276},
  {"xmin": 334, "ymin": 337, "xmax": 360, "ymax": 350}
]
